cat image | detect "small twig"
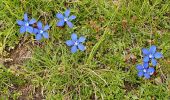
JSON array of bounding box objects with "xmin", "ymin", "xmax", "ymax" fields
[
  {"xmin": 158, "ymin": 64, "xmax": 167, "ymax": 81},
  {"xmin": 2, "ymin": 82, "xmax": 16, "ymax": 89}
]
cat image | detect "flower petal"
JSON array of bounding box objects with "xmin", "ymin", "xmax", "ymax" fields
[
  {"xmin": 149, "ymin": 45, "xmax": 156, "ymax": 54},
  {"xmin": 154, "ymin": 52, "xmax": 163, "ymax": 59},
  {"xmin": 138, "ymin": 71, "xmax": 143, "ymax": 77},
  {"xmin": 66, "ymin": 21, "xmax": 73, "ymax": 28},
  {"xmin": 24, "ymin": 13, "xmax": 28, "ymax": 21},
  {"xmin": 26, "ymin": 26, "xmax": 33, "ymax": 33},
  {"xmin": 151, "ymin": 59, "xmax": 157, "ymax": 66},
  {"xmin": 29, "ymin": 18, "xmax": 36, "ymax": 24},
  {"xmin": 71, "ymin": 33, "xmax": 77, "ymax": 41},
  {"xmin": 78, "ymin": 37, "xmax": 86, "ymax": 43},
  {"xmin": 144, "ymin": 73, "xmax": 150, "ymax": 79},
  {"xmin": 71, "ymin": 46, "xmax": 77, "ymax": 53},
  {"xmin": 43, "ymin": 32, "xmax": 49, "ymax": 39},
  {"xmin": 143, "ymin": 56, "xmax": 149, "ymax": 62},
  {"xmin": 56, "ymin": 13, "xmax": 64, "ymax": 19},
  {"xmin": 43, "ymin": 25, "xmax": 50, "ymax": 31},
  {"xmin": 143, "ymin": 62, "xmax": 148, "ymax": 68},
  {"xmin": 33, "ymin": 28, "xmax": 39, "ymax": 34},
  {"xmin": 17, "ymin": 20, "xmax": 24, "ymax": 26},
  {"xmin": 20, "ymin": 26, "xmax": 26, "ymax": 33},
  {"xmin": 142, "ymin": 48, "xmax": 149, "ymax": 55},
  {"xmin": 78, "ymin": 44, "xmax": 85, "ymax": 51},
  {"xmin": 69, "ymin": 15, "xmax": 76, "ymax": 20},
  {"xmin": 147, "ymin": 67, "xmax": 155, "ymax": 75},
  {"xmin": 64, "ymin": 9, "xmax": 70, "ymax": 17},
  {"xmin": 66, "ymin": 40, "xmax": 74, "ymax": 46},
  {"xmin": 37, "ymin": 21, "xmax": 43, "ymax": 29},
  {"xmin": 136, "ymin": 64, "xmax": 143, "ymax": 70},
  {"xmin": 36, "ymin": 34, "xmax": 42, "ymax": 40},
  {"xmin": 57, "ymin": 20, "xmax": 65, "ymax": 27}
]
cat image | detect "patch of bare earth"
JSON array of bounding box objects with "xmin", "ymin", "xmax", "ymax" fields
[
  {"xmin": 19, "ymin": 85, "xmax": 44, "ymax": 100},
  {"xmin": 4, "ymin": 37, "xmax": 33, "ymax": 66},
  {"xmin": 2, "ymin": 36, "xmax": 45, "ymax": 99},
  {"xmin": 123, "ymin": 81, "xmax": 139, "ymax": 93}
]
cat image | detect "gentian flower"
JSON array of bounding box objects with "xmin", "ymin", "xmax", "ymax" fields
[
  {"xmin": 33, "ymin": 21, "xmax": 50, "ymax": 40},
  {"xmin": 17, "ymin": 13, "xmax": 36, "ymax": 33},
  {"xmin": 136, "ymin": 63, "xmax": 155, "ymax": 79},
  {"xmin": 56, "ymin": 9, "xmax": 76, "ymax": 28},
  {"xmin": 142, "ymin": 45, "xmax": 163, "ymax": 66},
  {"xmin": 66, "ymin": 33, "xmax": 86, "ymax": 53}
]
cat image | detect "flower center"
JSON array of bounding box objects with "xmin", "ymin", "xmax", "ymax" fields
[
  {"xmin": 25, "ymin": 22, "xmax": 29, "ymax": 26},
  {"xmin": 74, "ymin": 41, "xmax": 78, "ymax": 46},
  {"xmin": 143, "ymin": 69, "xmax": 147, "ymax": 73},
  {"xmin": 64, "ymin": 18, "xmax": 68, "ymax": 21},
  {"xmin": 40, "ymin": 30, "xmax": 43, "ymax": 34},
  {"xmin": 149, "ymin": 54, "xmax": 153, "ymax": 58},
  {"xmin": 149, "ymin": 72, "xmax": 154, "ymax": 75}
]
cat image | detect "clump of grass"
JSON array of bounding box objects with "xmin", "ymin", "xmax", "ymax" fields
[{"xmin": 0, "ymin": 0, "xmax": 170, "ymax": 99}]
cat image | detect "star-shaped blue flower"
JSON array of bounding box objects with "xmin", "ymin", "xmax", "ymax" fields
[
  {"xmin": 142, "ymin": 45, "xmax": 163, "ymax": 66},
  {"xmin": 56, "ymin": 9, "xmax": 76, "ymax": 28},
  {"xmin": 33, "ymin": 21, "xmax": 50, "ymax": 40},
  {"xmin": 17, "ymin": 13, "xmax": 36, "ymax": 34},
  {"xmin": 66, "ymin": 33, "xmax": 86, "ymax": 53},
  {"xmin": 136, "ymin": 63, "xmax": 155, "ymax": 79}
]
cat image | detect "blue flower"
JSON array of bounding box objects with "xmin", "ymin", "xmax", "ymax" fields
[
  {"xmin": 33, "ymin": 21, "xmax": 50, "ymax": 40},
  {"xmin": 136, "ymin": 63, "xmax": 155, "ymax": 79},
  {"xmin": 142, "ymin": 45, "xmax": 163, "ymax": 66},
  {"xmin": 17, "ymin": 13, "xmax": 36, "ymax": 34},
  {"xmin": 56, "ymin": 9, "xmax": 76, "ymax": 28},
  {"xmin": 66, "ymin": 33, "xmax": 86, "ymax": 53}
]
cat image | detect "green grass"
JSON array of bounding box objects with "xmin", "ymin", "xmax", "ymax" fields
[{"xmin": 0, "ymin": 0, "xmax": 170, "ymax": 99}]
